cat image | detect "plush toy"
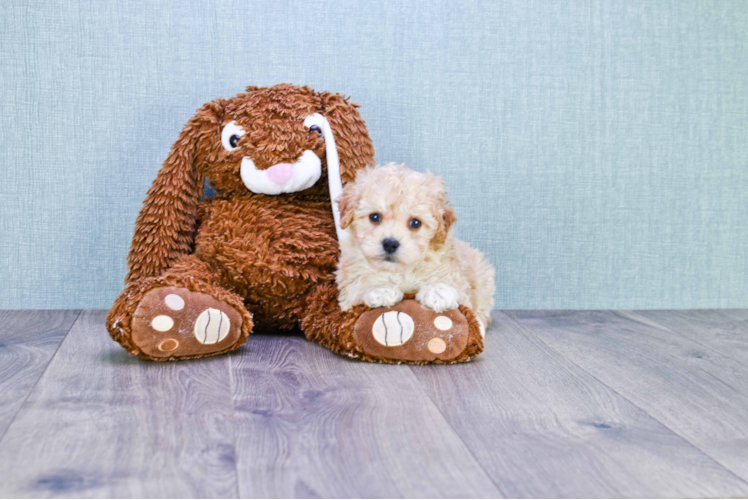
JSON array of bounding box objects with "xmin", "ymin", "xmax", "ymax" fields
[{"xmin": 106, "ymin": 84, "xmax": 484, "ymax": 363}]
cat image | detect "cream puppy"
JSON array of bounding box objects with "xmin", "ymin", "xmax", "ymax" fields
[{"xmin": 335, "ymin": 163, "xmax": 495, "ymax": 333}]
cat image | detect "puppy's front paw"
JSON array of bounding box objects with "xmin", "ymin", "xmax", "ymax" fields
[
  {"xmin": 417, "ymin": 283, "xmax": 460, "ymax": 312},
  {"xmin": 363, "ymin": 287, "xmax": 404, "ymax": 309}
]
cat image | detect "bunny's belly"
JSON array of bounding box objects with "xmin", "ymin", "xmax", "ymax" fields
[{"xmin": 194, "ymin": 195, "xmax": 340, "ymax": 329}]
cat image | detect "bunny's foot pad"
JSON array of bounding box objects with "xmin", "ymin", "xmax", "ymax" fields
[
  {"xmin": 131, "ymin": 286, "xmax": 243, "ymax": 359},
  {"xmin": 353, "ymin": 300, "xmax": 471, "ymax": 362}
]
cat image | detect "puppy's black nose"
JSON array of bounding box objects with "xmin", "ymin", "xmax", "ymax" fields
[{"xmin": 382, "ymin": 238, "xmax": 400, "ymax": 254}]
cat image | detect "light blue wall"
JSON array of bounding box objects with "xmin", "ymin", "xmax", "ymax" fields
[{"xmin": 1, "ymin": 0, "xmax": 747, "ymax": 310}]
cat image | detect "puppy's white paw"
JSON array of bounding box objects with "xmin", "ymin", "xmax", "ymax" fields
[
  {"xmin": 363, "ymin": 287, "xmax": 404, "ymax": 309},
  {"xmin": 417, "ymin": 283, "xmax": 460, "ymax": 313}
]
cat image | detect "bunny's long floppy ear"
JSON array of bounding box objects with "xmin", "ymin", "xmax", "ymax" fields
[
  {"xmin": 317, "ymin": 92, "xmax": 375, "ymax": 184},
  {"xmin": 308, "ymin": 92, "xmax": 374, "ymax": 243},
  {"xmin": 125, "ymin": 100, "xmax": 225, "ymax": 284}
]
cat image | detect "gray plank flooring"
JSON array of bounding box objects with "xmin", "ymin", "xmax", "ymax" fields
[
  {"xmin": 507, "ymin": 310, "xmax": 748, "ymax": 487},
  {"xmin": 230, "ymin": 335, "xmax": 501, "ymax": 498},
  {"xmin": 0, "ymin": 308, "xmax": 747, "ymax": 498},
  {"xmin": 410, "ymin": 311, "xmax": 748, "ymax": 498},
  {"xmin": 0, "ymin": 311, "xmax": 238, "ymax": 498},
  {"xmin": 0, "ymin": 310, "xmax": 79, "ymax": 439},
  {"xmin": 630, "ymin": 309, "xmax": 748, "ymax": 361}
]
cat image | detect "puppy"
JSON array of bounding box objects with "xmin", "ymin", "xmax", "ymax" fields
[{"xmin": 335, "ymin": 163, "xmax": 495, "ymax": 334}]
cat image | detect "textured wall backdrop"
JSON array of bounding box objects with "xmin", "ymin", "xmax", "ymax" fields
[{"xmin": 1, "ymin": 0, "xmax": 747, "ymax": 309}]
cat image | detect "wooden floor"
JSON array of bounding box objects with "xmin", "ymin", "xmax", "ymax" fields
[{"xmin": 1, "ymin": 310, "xmax": 747, "ymax": 498}]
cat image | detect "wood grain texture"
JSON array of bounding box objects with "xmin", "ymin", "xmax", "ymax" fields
[
  {"xmin": 0, "ymin": 310, "xmax": 79, "ymax": 440},
  {"xmin": 0, "ymin": 311, "xmax": 238, "ymax": 499},
  {"xmin": 630, "ymin": 309, "xmax": 748, "ymax": 361},
  {"xmin": 3, "ymin": 309, "xmax": 748, "ymax": 498},
  {"xmin": 230, "ymin": 333, "xmax": 502, "ymax": 498},
  {"xmin": 507, "ymin": 309, "xmax": 748, "ymax": 486},
  {"xmin": 410, "ymin": 311, "xmax": 748, "ymax": 498}
]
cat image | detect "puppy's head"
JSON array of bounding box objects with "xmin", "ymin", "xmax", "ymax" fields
[{"xmin": 338, "ymin": 163, "xmax": 456, "ymax": 271}]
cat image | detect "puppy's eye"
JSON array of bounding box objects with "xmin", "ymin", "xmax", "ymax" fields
[
  {"xmin": 221, "ymin": 121, "xmax": 246, "ymax": 152},
  {"xmin": 409, "ymin": 218, "xmax": 422, "ymax": 229},
  {"xmin": 369, "ymin": 213, "xmax": 382, "ymax": 223},
  {"xmin": 309, "ymin": 125, "xmax": 322, "ymax": 135}
]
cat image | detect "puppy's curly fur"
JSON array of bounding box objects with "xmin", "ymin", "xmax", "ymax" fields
[{"xmin": 336, "ymin": 164, "xmax": 495, "ymax": 333}]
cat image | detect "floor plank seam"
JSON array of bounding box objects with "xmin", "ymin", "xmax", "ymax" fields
[
  {"xmin": 498, "ymin": 310, "xmax": 748, "ymax": 489},
  {"xmin": 620, "ymin": 310, "xmax": 746, "ymax": 364},
  {"xmin": 407, "ymin": 364, "xmax": 509, "ymax": 499},
  {"xmin": 227, "ymin": 352, "xmax": 241, "ymax": 499},
  {"xmin": 0, "ymin": 310, "xmax": 82, "ymax": 447}
]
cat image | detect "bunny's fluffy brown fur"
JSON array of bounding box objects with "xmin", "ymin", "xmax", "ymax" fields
[{"xmin": 106, "ymin": 84, "xmax": 483, "ymax": 363}]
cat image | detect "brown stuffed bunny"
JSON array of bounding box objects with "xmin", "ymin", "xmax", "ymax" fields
[{"xmin": 106, "ymin": 84, "xmax": 483, "ymax": 363}]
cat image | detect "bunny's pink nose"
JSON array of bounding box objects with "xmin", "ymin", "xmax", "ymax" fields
[{"xmin": 265, "ymin": 163, "xmax": 294, "ymax": 185}]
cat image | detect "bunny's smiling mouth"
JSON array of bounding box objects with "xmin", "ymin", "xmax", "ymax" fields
[{"xmin": 239, "ymin": 150, "xmax": 322, "ymax": 195}]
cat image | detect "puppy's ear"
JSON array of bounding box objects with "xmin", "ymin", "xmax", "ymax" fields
[
  {"xmin": 336, "ymin": 183, "xmax": 358, "ymax": 230},
  {"xmin": 431, "ymin": 175, "xmax": 457, "ymax": 248},
  {"xmin": 318, "ymin": 92, "xmax": 375, "ymax": 184},
  {"xmin": 126, "ymin": 99, "xmax": 226, "ymax": 284},
  {"xmin": 434, "ymin": 203, "xmax": 457, "ymax": 247}
]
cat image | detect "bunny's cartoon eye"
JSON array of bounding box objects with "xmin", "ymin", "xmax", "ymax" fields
[{"xmin": 221, "ymin": 121, "xmax": 246, "ymax": 152}]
